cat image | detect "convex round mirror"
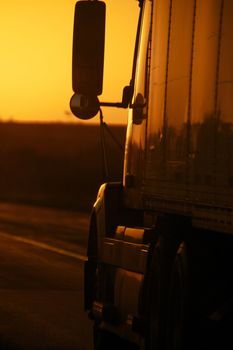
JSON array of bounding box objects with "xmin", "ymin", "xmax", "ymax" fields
[{"xmin": 70, "ymin": 93, "xmax": 100, "ymax": 120}]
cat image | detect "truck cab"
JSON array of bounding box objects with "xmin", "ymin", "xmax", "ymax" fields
[{"xmin": 71, "ymin": 1, "xmax": 233, "ymax": 349}]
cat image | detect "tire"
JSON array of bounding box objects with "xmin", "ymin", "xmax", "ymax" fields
[
  {"xmin": 145, "ymin": 216, "xmax": 190, "ymax": 350},
  {"xmin": 145, "ymin": 242, "xmax": 162, "ymax": 350},
  {"xmin": 165, "ymin": 242, "xmax": 191, "ymax": 350},
  {"xmin": 145, "ymin": 236, "xmax": 181, "ymax": 350}
]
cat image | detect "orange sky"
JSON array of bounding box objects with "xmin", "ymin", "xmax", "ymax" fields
[{"xmin": 0, "ymin": 1, "xmax": 139, "ymax": 124}]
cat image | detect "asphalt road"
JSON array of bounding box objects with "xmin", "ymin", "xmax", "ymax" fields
[{"xmin": 0, "ymin": 202, "xmax": 93, "ymax": 350}]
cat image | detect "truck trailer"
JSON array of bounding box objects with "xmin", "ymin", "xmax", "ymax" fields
[{"xmin": 70, "ymin": 0, "xmax": 233, "ymax": 349}]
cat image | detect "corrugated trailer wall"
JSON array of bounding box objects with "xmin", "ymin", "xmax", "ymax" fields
[{"xmin": 144, "ymin": 0, "xmax": 233, "ymax": 233}]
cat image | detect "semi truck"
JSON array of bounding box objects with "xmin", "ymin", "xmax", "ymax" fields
[{"xmin": 70, "ymin": 0, "xmax": 233, "ymax": 349}]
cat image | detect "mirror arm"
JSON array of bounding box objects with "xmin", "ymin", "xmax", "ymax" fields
[
  {"xmin": 100, "ymin": 102, "xmax": 127, "ymax": 108},
  {"xmin": 99, "ymin": 84, "xmax": 133, "ymax": 109}
]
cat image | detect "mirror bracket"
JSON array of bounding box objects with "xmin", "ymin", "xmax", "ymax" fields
[{"xmin": 99, "ymin": 85, "xmax": 134, "ymax": 109}]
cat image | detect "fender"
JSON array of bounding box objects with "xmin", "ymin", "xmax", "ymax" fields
[{"xmin": 84, "ymin": 182, "xmax": 123, "ymax": 310}]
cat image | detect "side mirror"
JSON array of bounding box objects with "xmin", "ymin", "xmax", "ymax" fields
[
  {"xmin": 71, "ymin": 1, "xmax": 106, "ymax": 120},
  {"xmin": 70, "ymin": 94, "xmax": 100, "ymax": 120}
]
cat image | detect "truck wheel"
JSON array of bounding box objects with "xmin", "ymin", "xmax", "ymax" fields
[
  {"xmin": 165, "ymin": 242, "xmax": 196, "ymax": 350},
  {"xmin": 145, "ymin": 234, "xmax": 181, "ymax": 350},
  {"xmin": 145, "ymin": 243, "xmax": 162, "ymax": 349}
]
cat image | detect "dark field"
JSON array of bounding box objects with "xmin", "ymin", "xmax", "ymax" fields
[{"xmin": 0, "ymin": 122, "xmax": 126, "ymax": 212}]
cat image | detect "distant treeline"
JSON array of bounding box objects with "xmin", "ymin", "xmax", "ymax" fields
[{"xmin": 0, "ymin": 122, "xmax": 126, "ymax": 211}]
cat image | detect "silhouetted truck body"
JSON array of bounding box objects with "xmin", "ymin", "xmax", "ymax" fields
[{"xmin": 71, "ymin": 0, "xmax": 233, "ymax": 349}]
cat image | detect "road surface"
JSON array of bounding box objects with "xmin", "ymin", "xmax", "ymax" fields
[{"xmin": 0, "ymin": 202, "xmax": 93, "ymax": 350}]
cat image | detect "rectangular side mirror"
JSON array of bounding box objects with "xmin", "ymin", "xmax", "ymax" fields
[{"xmin": 72, "ymin": 1, "xmax": 106, "ymax": 96}]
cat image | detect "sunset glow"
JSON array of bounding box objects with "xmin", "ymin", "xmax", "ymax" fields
[{"xmin": 0, "ymin": 1, "xmax": 139, "ymax": 124}]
